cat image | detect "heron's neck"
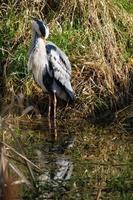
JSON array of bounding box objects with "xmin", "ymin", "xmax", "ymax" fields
[{"xmin": 28, "ymin": 30, "xmax": 41, "ymax": 56}]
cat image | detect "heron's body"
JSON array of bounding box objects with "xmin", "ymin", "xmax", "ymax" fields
[{"xmin": 29, "ymin": 38, "xmax": 75, "ymax": 102}]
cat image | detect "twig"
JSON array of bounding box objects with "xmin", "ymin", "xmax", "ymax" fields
[
  {"xmin": 0, "ymin": 47, "xmax": 13, "ymax": 57},
  {"xmin": 7, "ymin": 155, "xmax": 39, "ymax": 173},
  {"xmin": 9, "ymin": 127, "xmax": 36, "ymax": 184},
  {"xmin": 0, "ymin": 141, "xmax": 41, "ymax": 171},
  {"xmin": 9, "ymin": 162, "xmax": 33, "ymax": 189},
  {"xmin": 96, "ymin": 188, "xmax": 102, "ymax": 200}
]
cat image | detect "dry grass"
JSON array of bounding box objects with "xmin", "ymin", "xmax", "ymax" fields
[{"xmin": 1, "ymin": 0, "xmax": 133, "ymax": 122}]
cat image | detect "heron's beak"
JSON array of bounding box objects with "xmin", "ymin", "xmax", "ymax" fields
[{"xmin": 29, "ymin": 16, "xmax": 37, "ymax": 20}]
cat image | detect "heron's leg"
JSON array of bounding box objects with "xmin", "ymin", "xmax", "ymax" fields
[
  {"xmin": 53, "ymin": 91, "xmax": 57, "ymax": 138},
  {"xmin": 53, "ymin": 92, "xmax": 57, "ymax": 119},
  {"xmin": 48, "ymin": 95, "xmax": 52, "ymax": 132}
]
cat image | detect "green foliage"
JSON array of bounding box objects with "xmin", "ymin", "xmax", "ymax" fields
[
  {"xmin": 113, "ymin": 0, "xmax": 133, "ymax": 13},
  {"xmin": 9, "ymin": 44, "xmax": 28, "ymax": 76},
  {"xmin": 49, "ymin": 24, "xmax": 89, "ymax": 56}
]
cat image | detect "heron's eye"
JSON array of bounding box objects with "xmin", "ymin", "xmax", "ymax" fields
[{"xmin": 54, "ymin": 57, "xmax": 56, "ymax": 60}]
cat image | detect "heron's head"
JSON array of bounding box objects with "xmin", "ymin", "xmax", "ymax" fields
[{"xmin": 32, "ymin": 19, "xmax": 49, "ymax": 39}]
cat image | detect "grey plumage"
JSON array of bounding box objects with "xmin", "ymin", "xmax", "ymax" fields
[
  {"xmin": 28, "ymin": 19, "xmax": 75, "ymax": 103},
  {"xmin": 45, "ymin": 41, "xmax": 75, "ymax": 102}
]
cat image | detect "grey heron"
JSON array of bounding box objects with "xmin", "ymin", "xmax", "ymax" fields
[{"xmin": 28, "ymin": 19, "xmax": 75, "ymax": 133}]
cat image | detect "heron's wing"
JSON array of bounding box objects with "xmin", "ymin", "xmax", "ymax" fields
[
  {"xmin": 46, "ymin": 41, "xmax": 71, "ymax": 76},
  {"xmin": 46, "ymin": 42, "xmax": 74, "ymax": 96}
]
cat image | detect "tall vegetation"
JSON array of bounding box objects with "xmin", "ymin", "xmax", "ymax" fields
[{"xmin": 0, "ymin": 0, "xmax": 133, "ymax": 118}]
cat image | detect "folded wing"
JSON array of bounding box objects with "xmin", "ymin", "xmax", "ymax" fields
[{"xmin": 46, "ymin": 42, "xmax": 75, "ymax": 102}]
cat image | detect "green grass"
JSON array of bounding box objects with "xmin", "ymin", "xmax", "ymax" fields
[
  {"xmin": 49, "ymin": 25, "xmax": 91, "ymax": 57},
  {"xmin": 113, "ymin": 0, "xmax": 133, "ymax": 13}
]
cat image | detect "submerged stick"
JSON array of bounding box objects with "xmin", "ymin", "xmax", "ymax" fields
[
  {"xmin": 0, "ymin": 132, "xmax": 19, "ymax": 200},
  {"xmin": 9, "ymin": 127, "xmax": 36, "ymax": 185},
  {"xmin": 0, "ymin": 141, "xmax": 40, "ymax": 171}
]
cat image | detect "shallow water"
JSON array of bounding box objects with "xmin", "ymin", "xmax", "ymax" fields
[
  {"xmin": 34, "ymin": 132, "xmax": 74, "ymax": 199},
  {"xmin": 1, "ymin": 116, "xmax": 133, "ymax": 199}
]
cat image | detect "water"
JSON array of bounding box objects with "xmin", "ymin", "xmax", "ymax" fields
[
  {"xmin": 1, "ymin": 116, "xmax": 133, "ymax": 199},
  {"xmin": 35, "ymin": 133, "xmax": 74, "ymax": 199}
]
